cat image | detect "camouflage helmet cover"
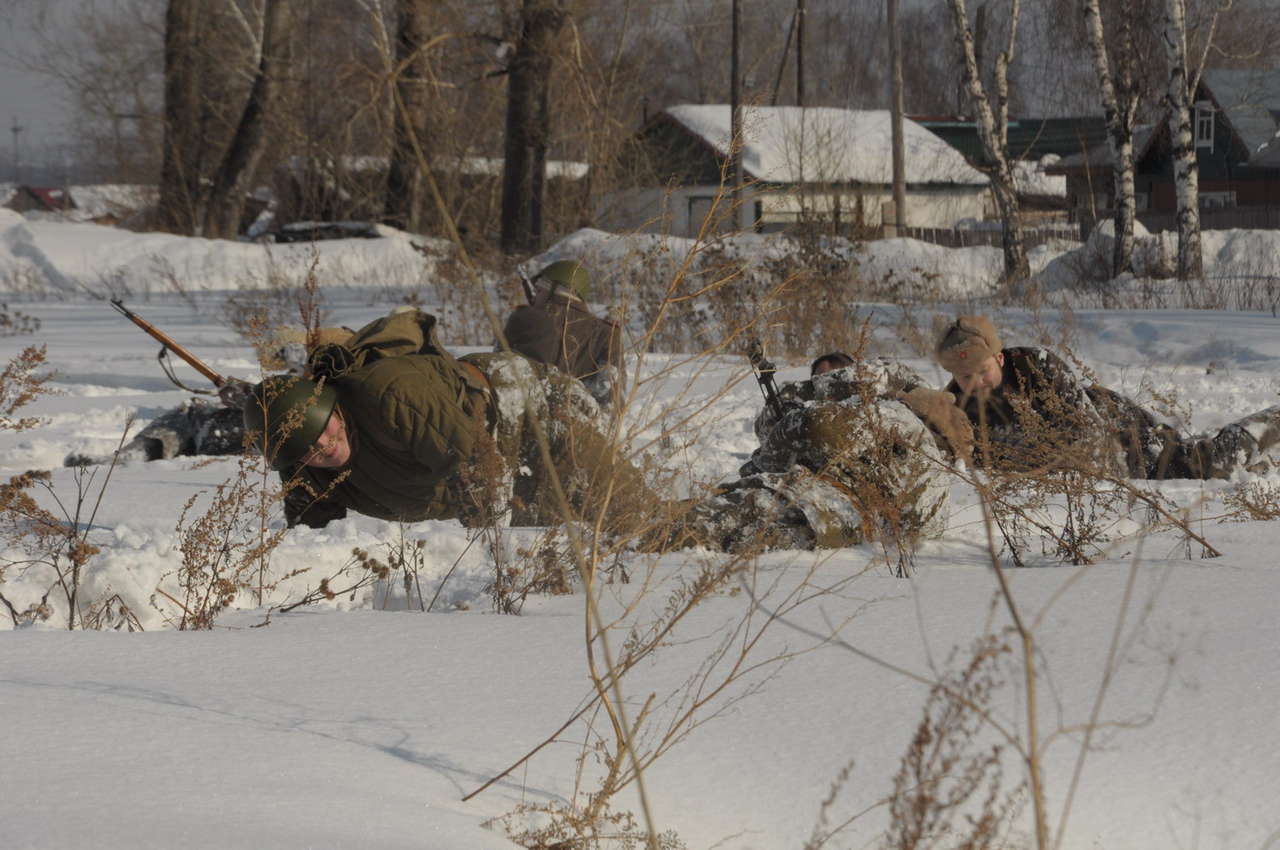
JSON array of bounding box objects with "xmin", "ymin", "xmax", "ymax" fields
[
  {"xmin": 536, "ymin": 259, "xmax": 591, "ymax": 299},
  {"xmin": 243, "ymin": 375, "xmax": 339, "ymax": 470}
]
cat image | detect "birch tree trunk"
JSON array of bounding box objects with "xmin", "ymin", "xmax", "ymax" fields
[
  {"xmin": 158, "ymin": 0, "xmax": 206, "ymax": 234},
  {"xmin": 203, "ymin": 0, "xmax": 294, "ymax": 239},
  {"xmin": 1082, "ymin": 0, "xmax": 1139, "ymax": 277},
  {"xmin": 385, "ymin": 0, "xmax": 432, "ymax": 234},
  {"xmin": 500, "ymin": 0, "xmax": 567, "ymax": 255},
  {"xmin": 946, "ymin": 0, "xmax": 1030, "ymax": 283},
  {"xmin": 1160, "ymin": 0, "xmax": 1202, "ymax": 280}
]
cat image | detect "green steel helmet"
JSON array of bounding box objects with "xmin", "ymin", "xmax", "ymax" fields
[
  {"xmin": 536, "ymin": 259, "xmax": 591, "ymax": 299},
  {"xmin": 242, "ymin": 375, "xmax": 339, "ymax": 470}
]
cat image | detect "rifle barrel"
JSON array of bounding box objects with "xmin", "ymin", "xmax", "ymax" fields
[{"xmin": 110, "ymin": 300, "xmax": 225, "ymax": 387}]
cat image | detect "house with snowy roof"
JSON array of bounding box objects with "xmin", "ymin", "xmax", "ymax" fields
[
  {"xmin": 599, "ymin": 105, "xmax": 990, "ymax": 238},
  {"xmin": 4, "ymin": 185, "xmax": 76, "ymax": 216},
  {"xmin": 1049, "ymin": 68, "xmax": 1280, "ymax": 229}
]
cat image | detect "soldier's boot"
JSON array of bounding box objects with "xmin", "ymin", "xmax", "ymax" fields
[
  {"xmin": 638, "ymin": 485, "xmax": 815, "ymax": 554},
  {"xmin": 63, "ymin": 445, "xmax": 151, "ymax": 467},
  {"xmin": 1234, "ymin": 404, "xmax": 1280, "ymax": 474},
  {"xmin": 1191, "ymin": 404, "xmax": 1280, "ymax": 478}
]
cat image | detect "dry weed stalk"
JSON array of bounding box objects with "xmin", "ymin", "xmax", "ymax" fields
[
  {"xmin": 1219, "ymin": 481, "xmax": 1280, "ymax": 521},
  {"xmin": 0, "ymin": 452, "xmax": 132, "ymax": 629},
  {"xmin": 0, "ymin": 347, "xmax": 136, "ymax": 629},
  {"xmin": 222, "ymin": 250, "xmax": 328, "ymax": 365},
  {"xmin": 0, "ymin": 345, "xmax": 51, "ymax": 431},
  {"xmin": 881, "ymin": 635, "xmax": 1024, "ymax": 850},
  {"xmin": 157, "ymin": 453, "xmax": 298, "ymax": 629},
  {"xmin": 0, "ymin": 304, "xmax": 42, "ymax": 337}
]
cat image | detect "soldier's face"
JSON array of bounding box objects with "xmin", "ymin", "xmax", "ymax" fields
[
  {"xmin": 303, "ymin": 412, "xmax": 351, "ymax": 468},
  {"xmin": 952, "ymin": 352, "xmax": 1005, "ymax": 396}
]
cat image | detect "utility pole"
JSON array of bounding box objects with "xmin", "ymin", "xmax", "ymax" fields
[
  {"xmin": 730, "ymin": 0, "xmax": 742, "ymax": 230},
  {"xmin": 796, "ymin": 0, "xmax": 805, "ymax": 106},
  {"xmin": 887, "ymin": 0, "xmax": 907, "ymax": 233},
  {"xmin": 10, "ymin": 117, "xmax": 24, "ymax": 184}
]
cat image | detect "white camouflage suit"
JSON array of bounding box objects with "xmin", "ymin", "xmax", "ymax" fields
[{"xmin": 679, "ymin": 360, "xmax": 952, "ymax": 553}]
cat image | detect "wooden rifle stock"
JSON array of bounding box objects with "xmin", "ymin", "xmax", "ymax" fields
[{"xmin": 110, "ymin": 300, "xmax": 226, "ymax": 387}]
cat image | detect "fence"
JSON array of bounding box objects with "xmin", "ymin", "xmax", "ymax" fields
[
  {"xmin": 1077, "ymin": 206, "xmax": 1280, "ymax": 234},
  {"xmin": 896, "ymin": 223, "xmax": 1084, "ymax": 249}
]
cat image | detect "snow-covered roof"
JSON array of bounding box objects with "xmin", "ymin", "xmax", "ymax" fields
[
  {"xmin": 66, "ymin": 184, "xmax": 156, "ymax": 221},
  {"xmin": 1255, "ymin": 130, "xmax": 1280, "ymax": 167},
  {"xmin": 663, "ymin": 105, "xmax": 988, "ymax": 186},
  {"xmin": 1202, "ymin": 68, "xmax": 1280, "ymax": 158},
  {"xmin": 282, "ymin": 154, "xmax": 588, "ymax": 180},
  {"xmin": 1013, "ymin": 155, "xmax": 1066, "ymax": 198},
  {"xmin": 1048, "ymin": 124, "xmax": 1159, "ymax": 172}
]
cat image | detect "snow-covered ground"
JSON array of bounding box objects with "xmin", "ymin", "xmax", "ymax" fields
[{"xmin": 2, "ymin": 218, "xmax": 1280, "ymax": 849}]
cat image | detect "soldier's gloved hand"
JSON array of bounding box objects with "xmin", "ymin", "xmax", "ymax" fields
[
  {"xmin": 217, "ymin": 378, "xmax": 253, "ymax": 410},
  {"xmin": 895, "ymin": 387, "xmax": 974, "ymax": 462}
]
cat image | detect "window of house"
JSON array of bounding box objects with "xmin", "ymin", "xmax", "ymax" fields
[
  {"xmin": 1195, "ymin": 102, "xmax": 1215, "ymax": 150},
  {"xmin": 1199, "ymin": 191, "xmax": 1236, "ymax": 209}
]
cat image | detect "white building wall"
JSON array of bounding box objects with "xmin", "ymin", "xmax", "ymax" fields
[{"xmin": 597, "ymin": 184, "xmax": 989, "ymax": 236}]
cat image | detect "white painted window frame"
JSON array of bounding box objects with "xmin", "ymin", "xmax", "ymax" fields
[{"xmin": 1194, "ymin": 101, "xmax": 1215, "ymax": 151}]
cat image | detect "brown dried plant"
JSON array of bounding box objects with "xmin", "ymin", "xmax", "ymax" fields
[
  {"xmin": 881, "ymin": 635, "xmax": 1025, "ymax": 850},
  {"xmin": 0, "ymin": 346, "xmax": 136, "ymax": 629},
  {"xmin": 0, "ymin": 304, "xmax": 42, "ymax": 337},
  {"xmin": 1218, "ymin": 481, "xmax": 1280, "ymax": 522},
  {"xmin": 0, "ymin": 345, "xmax": 51, "ymax": 431},
  {"xmin": 156, "ymin": 453, "xmax": 299, "ymax": 630}
]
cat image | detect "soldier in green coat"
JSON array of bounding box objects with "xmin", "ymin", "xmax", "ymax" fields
[{"xmin": 245, "ymin": 308, "xmax": 653, "ymax": 532}]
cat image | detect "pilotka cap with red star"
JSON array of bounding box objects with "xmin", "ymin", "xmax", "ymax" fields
[{"xmin": 936, "ymin": 315, "xmax": 1003, "ymax": 373}]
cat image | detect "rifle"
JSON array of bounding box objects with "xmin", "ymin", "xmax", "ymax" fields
[
  {"xmin": 748, "ymin": 338, "xmax": 786, "ymax": 421},
  {"xmin": 517, "ymin": 265, "xmax": 537, "ymax": 305},
  {"xmin": 110, "ymin": 300, "xmax": 227, "ymax": 390}
]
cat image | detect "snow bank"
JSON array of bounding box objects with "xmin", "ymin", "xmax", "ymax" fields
[
  {"xmin": 1033, "ymin": 222, "xmax": 1280, "ymax": 305},
  {"xmin": 0, "ymin": 216, "xmax": 454, "ymax": 297}
]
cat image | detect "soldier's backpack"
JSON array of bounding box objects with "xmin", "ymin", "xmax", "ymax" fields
[
  {"xmin": 308, "ymin": 307, "xmax": 455, "ymax": 380},
  {"xmin": 502, "ymin": 287, "xmax": 623, "ymax": 385}
]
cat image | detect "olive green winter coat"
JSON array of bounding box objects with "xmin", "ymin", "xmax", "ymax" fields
[
  {"xmin": 288, "ymin": 351, "xmax": 489, "ymax": 524},
  {"xmin": 282, "ymin": 310, "xmax": 658, "ymax": 532}
]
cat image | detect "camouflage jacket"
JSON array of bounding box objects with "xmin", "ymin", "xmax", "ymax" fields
[
  {"xmin": 717, "ymin": 360, "xmax": 950, "ymax": 550},
  {"xmin": 943, "ymin": 346, "xmax": 1110, "ymax": 471}
]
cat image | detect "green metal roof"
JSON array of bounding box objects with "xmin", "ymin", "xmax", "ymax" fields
[{"xmin": 915, "ymin": 117, "xmax": 1110, "ymax": 166}]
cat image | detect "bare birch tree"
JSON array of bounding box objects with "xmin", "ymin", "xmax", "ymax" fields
[
  {"xmin": 1082, "ymin": 0, "xmax": 1143, "ymax": 276},
  {"xmin": 946, "ymin": 0, "xmax": 1030, "ymax": 282},
  {"xmin": 1159, "ymin": 0, "xmax": 1202, "ymax": 279}
]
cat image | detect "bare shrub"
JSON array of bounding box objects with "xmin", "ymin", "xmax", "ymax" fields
[
  {"xmin": 156, "ymin": 454, "xmax": 296, "ymax": 630},
  {"xmin": 0, "ymin": 345, "xmax": 50, "ymax": 430},
  {"xmin": 491, "ymin": 802, "xmax": 685, "ymax": 850},
  {"xmin": 488, "ymin": 526, "xmax": 578, "ymax": 616},
  {"xmin": 0, "ymin": 460, "xmax": 135, "ymax": 629},
  {"xmin": 0, "ymin": 305, "xmax": 42, "ymax": 337},
  {"xmin": 1219, "ymin": 481, "xmax": 1280, "ymax": 522},
  {"xmin": 0, "ymin": 346, "xmax": 133, "ymax": 630},
  {"xmin": 881, "ymin": 635, "xmax": 1024, "ymax": 850},
  {"xmin": 222, "ymin": 251, "xmax": 329, "ymax": 364}
]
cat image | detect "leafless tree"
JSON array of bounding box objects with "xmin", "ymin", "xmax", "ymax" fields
[
  {"xmin": 946, "ymin": 0, "xmax": 1030, "ymax": 283},
  {"xmin": 500, "ymin": 0, "xmax": 568, "ymax": 254},
  {"xmin": 1159, "ymin": 0, "xmax": 1206, "ymax": 280},
  {"xmin": 158, "ymin": 0, "xmax": 206, "ymax": 232},
  {"xmin": 202, "ymin": 0, "xmax": 295, "ymax": 238},
  {"xmin": 385, "ymin": 0, "xmax": 434, "ymax": 232},
  {"xmin": 1082, "ymin": 0, "xmax": 1148, "ymax": 275}
]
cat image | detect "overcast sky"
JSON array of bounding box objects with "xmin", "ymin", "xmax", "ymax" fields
[{"xmin": 0, "ymin": 0, "xmax": 76, "ymax": 178}]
